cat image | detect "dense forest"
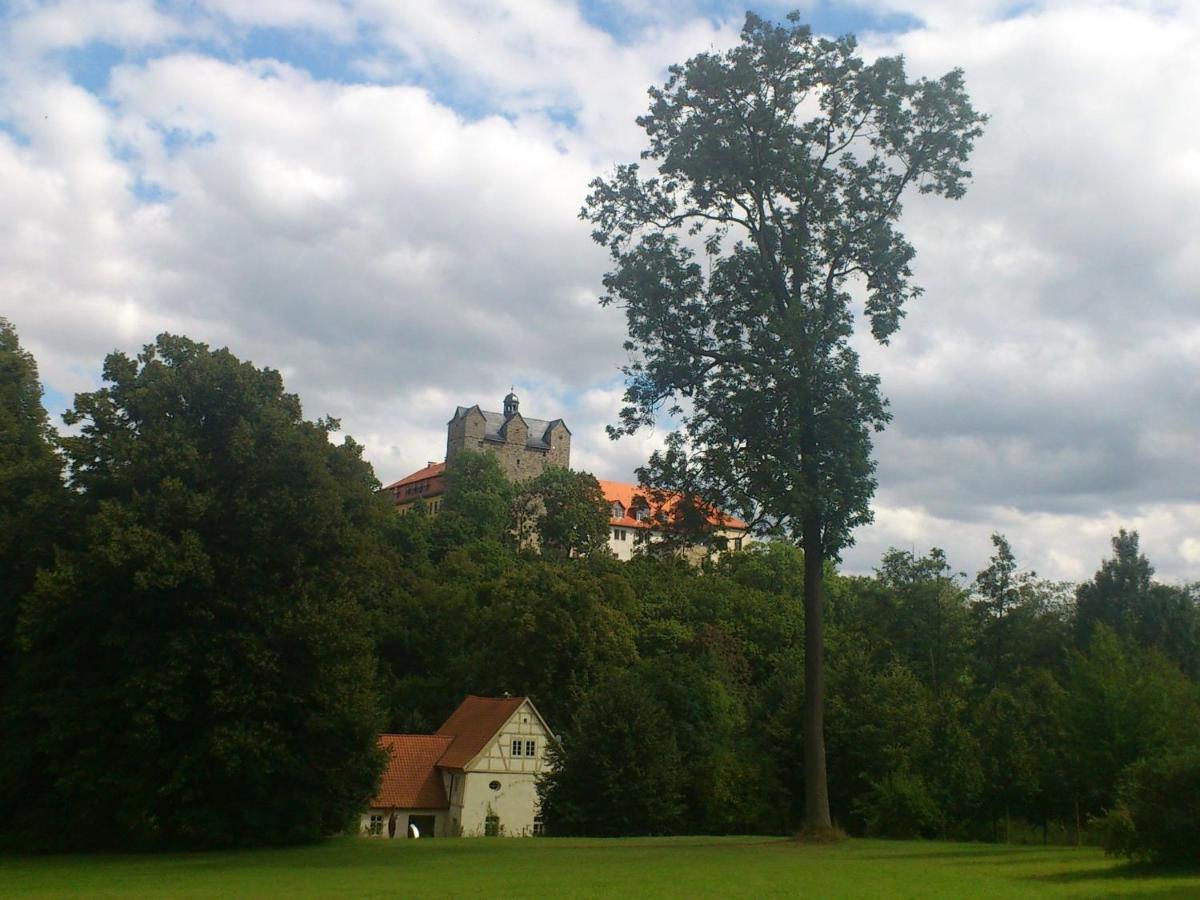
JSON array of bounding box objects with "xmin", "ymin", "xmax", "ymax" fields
[{"xmin": 2, "ymin": 323, "xmax": 1198, "ymax": 860}]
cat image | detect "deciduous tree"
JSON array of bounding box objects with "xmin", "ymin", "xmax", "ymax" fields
[
  {"xmin": 584, "ymin": 12, "xmax": 984, "ymax": 825},
  {"xmin": 2, "ymin": 335, "xmax": 387, "ymax": 849}
]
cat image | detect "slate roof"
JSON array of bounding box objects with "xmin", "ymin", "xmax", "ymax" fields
[
  {"xmin": 435, "ymin": 695, "xmax": 526, "ymax": 770},
  {"xmin": 598, "ymin": 480, "xmax": 749, "ymax": 531},
  {"xmin": 450, "ymin": 406, "xmax": 570, "ymax": 450},
  {"xmin": 374, "ymin": 734, "xmax": 454, "ymax": 809}
]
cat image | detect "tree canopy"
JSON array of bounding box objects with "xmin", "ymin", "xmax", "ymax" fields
[
  {"xmin": 1, "ymin": 335, "xmax": 387, "ymax": 849},
  {"xmin": 584, "ymin": 12, "xmax": 985, "ymax": 826}
]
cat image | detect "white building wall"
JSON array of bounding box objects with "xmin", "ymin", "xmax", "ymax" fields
[
  {"xmin": 360, "ymin": 808, "xmax": 448, "ymax": 838},
  {"xmin": 458, "ymin": 700, "xmax": 551, "ymax": 837},
  {"xmin": 606, "ymin": 525, "xmax": 750, "ymax": 562}
]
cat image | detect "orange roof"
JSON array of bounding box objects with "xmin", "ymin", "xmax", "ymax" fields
[
  {"xmin": 435, "ymin": 695, "xmax": 526, "ymax": 770},
  {"xmin": 597, "ymin": 480, "xmax": 748, "ymax": 531},
  {"xmin": 382, "ymin": 461, "xmax": 446, "ymax": 492},
  {"xmin": 372, "ymin": 734, "xmax": 454, "ymax": 809}
]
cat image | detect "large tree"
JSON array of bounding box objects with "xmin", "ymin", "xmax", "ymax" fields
[
  {"xmin": 584, "ymin": 12, "xmax": 984, "ymax": 825},
  {"xmin": 0, "ymin": 320, "xmax": 69, "ymax": 640},
  {"xmin": 2, "ymin": 335, "xmax": 387, "ymax": 849}
]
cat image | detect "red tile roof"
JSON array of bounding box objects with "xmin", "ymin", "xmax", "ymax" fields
[
  {"xmin": 435, "ymin": 695, "xmax": 526, "ymax": 770},
  {"xmin": 382, "ymin": 462, "xmax": 447, "ymax": 509},
  {"xmin": 382, "ymin": 461, "xmax": 446, "ymax": 492},
  {"xmin": 597, "ymin": 480, "xmax": 748, "ymax": 531},
  {"xmin": 373, "ymin": 734, "xmax": 454, "ymax": 809}
]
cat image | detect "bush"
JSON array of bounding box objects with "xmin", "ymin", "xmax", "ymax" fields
[
  {"xmin": 1099, "ymin": 747, "xmax": 1200, "ymax": 865},
  {"xmin": 853, "ymin": 771, "xmax": 942, "ymax": 839}
]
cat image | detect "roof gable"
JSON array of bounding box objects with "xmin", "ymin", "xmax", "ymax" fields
[
  {"xmin": 597, "ymin": 479, "xmax": 748, "ymax": 530},
  {"xmin": 435, "ymin": 695, "xmax": 526, "ymax": 770}
]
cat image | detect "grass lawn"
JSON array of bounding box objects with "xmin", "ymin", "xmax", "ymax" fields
[{"xmin": 3, "ymin": 836, "xmax": 1199, "ymax": 898}]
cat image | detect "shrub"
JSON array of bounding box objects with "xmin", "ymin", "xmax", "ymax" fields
[
  {"xmin": 853, "ymin": 771, "xmax": 941, "ymax": 839},
  {"xmin": 1100, "ymin": 747, "xmax": 1200, "ymax": 865}
]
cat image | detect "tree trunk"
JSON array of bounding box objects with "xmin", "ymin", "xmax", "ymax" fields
[{"xmin": 802, "ymin": 517, "xmax": 832, "ymax": 828}]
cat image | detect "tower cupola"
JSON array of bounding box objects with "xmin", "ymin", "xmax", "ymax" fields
[{"xmin": 503, "ymin": 388, "xmax": 520, "ymax": 418}]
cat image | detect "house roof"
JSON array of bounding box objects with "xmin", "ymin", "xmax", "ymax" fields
[
  {"xmin": 598, "ymin": 480, "xmax": 748, "ymax": 531},
  {"xmin": 450, "ymin": 405, "xmax": 570, "ymax": 450},
  {"xmin": 373, "ymin": 734, "xmax": 454, "ymax": 809},
  {"xmin": 435, "ymin": 694, "xmax": 526, "ymax": 770},
  {"xmin": 382, "ymin": 461, "xmax": 446, "ymax": 493}
]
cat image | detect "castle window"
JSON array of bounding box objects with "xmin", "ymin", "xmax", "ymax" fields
[{"xmin": 511, "ymin": 739, "xmax": 523, "ymax": 757}]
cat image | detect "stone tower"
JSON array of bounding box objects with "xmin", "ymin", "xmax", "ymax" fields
[{"xmin": 445, "ymin": 391, "xmax": 570, "ymax": 482}]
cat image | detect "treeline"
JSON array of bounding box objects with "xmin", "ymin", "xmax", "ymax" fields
[
  {"xmin": 384, "ymin": 499, "xmax": 1200, "ymax": 847},
  {"xmin": 3, "ymin": 322, "xmax": 1199, "ymax": 860}
]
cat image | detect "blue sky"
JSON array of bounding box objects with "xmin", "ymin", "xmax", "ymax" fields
[{"xmin": 3, "ymin": 0, "xmax": 1199, "ymax": 582}]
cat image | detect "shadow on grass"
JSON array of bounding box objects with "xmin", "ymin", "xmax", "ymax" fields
[
  {"xmin": 855, "ymin": 845, "xmax": 1068, "ymax": 861},
  {"xmin": 1028, "ymin": 860, "xmax": 1200, "ymax": 885}
]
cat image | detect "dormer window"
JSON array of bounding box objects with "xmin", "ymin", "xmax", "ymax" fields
[
  {"xmin": 632, "ymin": 502, "xmax": 651, "ymax": 522},
  {"xmin": 610, "ymin": 502, "xmax": 625, "ymax": 519}
]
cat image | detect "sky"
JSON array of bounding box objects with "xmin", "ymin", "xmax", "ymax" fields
[{"xmin": 2, "ymin": 0, "xmax": 1198, "ymax": 584}]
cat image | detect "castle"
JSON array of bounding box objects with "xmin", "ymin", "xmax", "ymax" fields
[
  {"xmin": 383, "ymin": 391, "xmax": 749, "ymax": 560},
  {"xmin": 445, "ymin": 391, "xmax": 571, "ymax": 480}
]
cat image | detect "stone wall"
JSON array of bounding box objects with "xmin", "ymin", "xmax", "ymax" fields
[{"xmin": 446, "ymin": 411, "xmax": 570, "ymax": 483}]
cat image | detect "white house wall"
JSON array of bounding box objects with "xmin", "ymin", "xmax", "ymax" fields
[
  {"xmin": 456, "ymin": 700, "xmax": 551, "ymax": 837},
  {"xmin": 607, "ymin": 526, "xmax": 750, "ymax": 562},
  {"xmin": 360, "ymin": 808, "xmax": 448, "ymax": 838}
]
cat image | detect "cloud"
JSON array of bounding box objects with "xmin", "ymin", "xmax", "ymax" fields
[{"xmin": 1, "ymin": 1, "xmax": 1198, "ymax": 583}]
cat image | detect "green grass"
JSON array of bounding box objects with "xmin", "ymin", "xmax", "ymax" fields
[{"xmin": 2, "ymin": 836, "xmax": 1199, "ymax": 898}]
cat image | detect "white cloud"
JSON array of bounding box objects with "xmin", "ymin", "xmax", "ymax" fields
[{"xmin": 2, "ymin": 1, "xmax": 1199, "ymax": 584}]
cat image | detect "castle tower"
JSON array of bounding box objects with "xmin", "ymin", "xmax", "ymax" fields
[{"xmin": 445, "ymin": 391, "xmax": 570, "ymax": 481}]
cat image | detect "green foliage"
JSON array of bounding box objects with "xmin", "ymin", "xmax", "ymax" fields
[
  {"xmin": 1060, "ymin": 625, "xmax": 1200, "ymax": 822},
  {"xmin": 0, "ymin": 319, "xmax": 70, "ymax": 657},
  {"xmin": 1100, "ymin": 747, "xmax": 1200, "ymax": 865},
  {"xmin": 431, "ymin": 450, "xmax": 516, "ymax": 555},
  {"xmin": 538, "ymin": 672, "xmax": 687, "ymax": 836},
  {"xmin": 0, "ymin": 335, "xmax": 386, "ymax": 850},
  {"xmin": 584, "ymin": 15, "xmax": 986, "ymax": 552},
  {"xmin": 516, "ymin": 467, "xmax": 612, "ymax": 560},
  {"xmin": 854, "ymin": 771, "xmax": 941, "ymax": 839},
  {"xmin": 1075, "ymin": 530, "xmax": 1199, "ymax": 676},
  {"xmin": 9, "ymin": 330, "xmax": 1200, "ymax": 850},
  {"xmin": 474, "ymin": 561, "xmax": 639, "ymax": 726},
  {"xmin": 584, "ymin": 13, "xmax": 983, "ymax": 828}
]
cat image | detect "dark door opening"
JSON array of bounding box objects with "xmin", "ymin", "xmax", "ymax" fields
[{"xmin": 407, "ymin": 814, "xmax": 436, "ymax": 838}]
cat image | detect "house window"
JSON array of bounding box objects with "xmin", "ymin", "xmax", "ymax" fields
[
  {"xmin": 612, "ymin": 528, "xmax": 628, "ymax": 541},
  {"xmin": 368, "ymin": 814, "xmax": 384, "ymax": 836},
  {"xmin": 533, "ymin": 815, "xmax": 545, "ymax": 836},
  {"xmin": 485, "ymin": 815, "xmax": 500, "ymax": 837},
  {"xmin": 525, "ymin": 739, "xmax": 536, "ymax": 757},
  {"xmin": 511, "ymin": 739, "xmax": 523, "ymax": 756},
  {"xmin": 733, "ymin": 537, "xmax": 743, "ymax": 551},
  {"xmin": 610, "ymin": 502, "xmax": 625, "ymax": 519}
]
